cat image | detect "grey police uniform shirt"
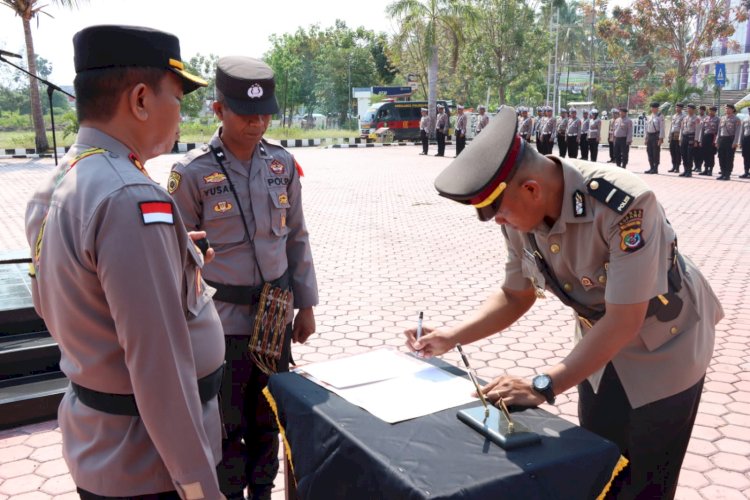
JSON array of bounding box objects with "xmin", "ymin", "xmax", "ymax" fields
[
  {"xmin": 701, "ymin": 115, "xmax": 720, "ymax": 140},
  {"xmin": 646, "ymin": 114, "xmax": 665, "ymax": 140},
  {"xmin": 587, "ymin": 118, "xmax": 601, "ymax": 140},
  {"xmin": 170, "ymin": 130, "xmax": 319, "ymax": 335},
  {"xmin": 566, "ymin": 117, "xmax": 581, "ymax": 139},
  {"xmin": 436, "ymin": 112, "xmax": 448, "ymax": 133},
  {"xmin": 556, "ymin": 117, "xmax": 568, "ymax": 135},
  {"xmin": 518, "ymin": 116, "xmax": 533, "ymax": 136},
  {"xmin": 743, "ymin": 118, "xmax": 750, "ymax": 137},
  {"xmin": 719, "ymin": 115, "xmax": 742, "ymax": 146},
  {"xmin": 542, "ymin": 116, "xmax": 557, "ymax": 135},
  {"xmin": 456, "ymin": 114, "xmax": 467, "ymax": 135},
  {"xmin": 501, "ymin": 158, "xmax": 722, "ymax": 409},
  {"xmin": 581, "ymin": 118, "xmax": 590, "ymax": 135},
  {"xmin": 476, "ymin": 113, "xmax": 490, "ymax": 134},
  {"xmin": 613, "ymin": 116, "xmax": 633, "ymax": 143},
  {"xmin": 682, "ymin": 114, "xmax": 702, "ymax": 141},
  {"xmin": 24, "ymin": 127, "xmax": 225, "ymax": 500},
  {"xmin": 670, "ymin": 112, "xmax": 685, "ymax": 139},
  {"xmin": 420, "ymin": 115, "xmax": 431, "ymax": 133}
]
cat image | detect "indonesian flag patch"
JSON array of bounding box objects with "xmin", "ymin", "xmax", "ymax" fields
[{"xmin": 139, "ymin": 201, "xmax": 174, "ymax": 225}]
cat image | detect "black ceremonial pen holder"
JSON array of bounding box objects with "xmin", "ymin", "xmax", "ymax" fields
[{"xmin": 458, "ymin": 405, "xmax": 541, "ymax": 450}]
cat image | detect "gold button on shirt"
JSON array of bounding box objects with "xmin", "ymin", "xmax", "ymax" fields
[{"xmin": 550, "ymin": 244, "xmax": 561, "ymax": 254}]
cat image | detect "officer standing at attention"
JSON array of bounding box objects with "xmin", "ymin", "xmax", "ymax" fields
[
  {"xmin": 740, "ymin": 113, "xmax": 750, "ymax": 178},
  {"xmin": 540, "ymin": 106, "xmax": 555, "ymax": 155},
  {"xmin": 419, "ymin": 107, "xmax": 430, "ymax": 155},
  {"xmin": 699, "ymin": 106, "xmax": 720, "ymax": 176},
  {"xmin": 435, "ymin": 103, "xmax": 448, "ymax": 156},
  {"xmin": 25, "ymin": 25, "xmax": 226, "ymax": 499},
  {"xmin": 580, "ymin": 109, "xmax": 590, "ymax": 161},
  {"xmin": 534, "ymin": 105, "xmax": 544, "ymax": 150},
  {"xmin": 407, "ymin": 106, "xmax": 722, "ymax": 500},
  {"xmin": 517, "ymin": 107, "xmax": 533, "ymax": 143},
  {"xmin": 668, "ymin": 103, "xmax": 685, "ymax": 172},
  {"xmin": 607, "ymin": 108, "xmax": 619, "ymax": 163},
  {"xmin": 556, "ymin": 109, "xmax": 568, "ymax": 158},
  {"xmin": 587, "ymin": 109, "xmax": 601, "ymax": 162},
  {"xmin": 716, "ymin": 103, "xmax": 741, "ymax": 180},
  {"xmin": 644, "ymin": 102, "xmax": 665, "ymax": 174},
  {"xmin": 455, "ymin": 105, "xmax": 467, "ymax": 157},
  {"xmin": 693, "ymin": 106, "xmax": 707, "ymax": 172},
  {"xmin": 170, "ymin": 56, "xmax": 319, "ymax": 500},
  {"xmin": 566, "ymin": 108, "xmax": 581, "ymax": 159},
  {"xmin": 613, "ymin": 107, "xmax": 633, "ymax": 168},
  {"xmin": 476, "ymin": 104, "xmax": 490, "ymax": 135},
  {"xmin": 679, "ymin": 104, "xmax": 701, "ymax": 177}
]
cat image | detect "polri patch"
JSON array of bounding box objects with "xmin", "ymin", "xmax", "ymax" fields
[
  {"xmin": 573, "ymin": 190, "xmax": 586, "ymax": 217},
  {"xmin": 619, "ymin": 209, "xmax": 644, "ymax": 252},
  {"xmin": 140, "ymin": 201, "xmax": 174, "ymax": 225},
  {"xmin": 167, "ymin": 171, "xmax": 181, "ymax": 194},
  {"xmin": 203, "ymin": 172, "xmax": 227, "ymax": 184},
  {"xmin": 213, "ymin": 201, "xmax": 233, "ymax": 213},
  {"xmin": 269, "ymin": 160, "xmax": 286, "ymax": 175}
]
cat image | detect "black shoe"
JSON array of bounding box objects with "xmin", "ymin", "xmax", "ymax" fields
[
  {"xmin": 679, "ymin": 172, "xmax": 687, "ymax": 177},
  {"xmin": 699, "ymin": 170, "xmax": 709, "ymax": 176},
  {"xmin": 717, "ymin": 175, "xmax": 728, "ymax": 180},
  {"xmin": 434, "ymin": 153, "xmax": 444, "ymax": 157},
  {"xmin": 693, "ymin": 167, "xmax": 701, "ymax": 172},
  {"xmin": 607, "ymin": 159, "xmax": 615, "ymax": 163},
  {"xmin": 643, "ymin": 169, "xmax": 653, "ymax": 174},
  {"xmin": 740, "ymin": 173, "xmax": 750, "ymax": 178},
  {"xmin": 668, "ymin": 168, "xmax": 678, "ymax": 172},
  {"xmin": 419, "ymin": 152, "xmax": 427, "ymax": 155}
]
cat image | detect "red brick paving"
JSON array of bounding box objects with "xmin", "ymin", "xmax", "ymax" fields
[{"xmin": 1, "ymin": 144, "xmax": 749, "ymax": 498}]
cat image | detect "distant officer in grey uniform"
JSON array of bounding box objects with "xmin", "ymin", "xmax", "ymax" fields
[
  {"xmin": 693, "ymin": 106, "xmax": 707, "ymax": 172},
  {"xmin": 740, "ymin": 114, "xmax": 750, "ymax": 178},
  {"xmin": 411, "ymin": 106, "xmax": 722, "ymax": 500},
  {"xmin": 566, "ymin": 108, "xmax": 581, "ymax": 159},
  {"xmin": 613, "ymin": 107, "xmax": 633, "ymax": 168},
  {"xmin": 419, "ymin": 107, "xmax": 430, "ymax": 155},
  {"xmin": 644, "ymin": 102, "xmax": 665, "ymax": 174},
  {"xmin": 668, "ymin": 103, "xmax": 685, "ymax": 172},
  {"xmin": 556, "ymin": 109, "xmax": 568, "ymax": 158},
  {"xmin": 171, "ymin": 56, "xmax": 319, "ymax": 500},
  {"xmin": 25, "ymin": 25, "xmax": 225, "ymax": 500},
  {"xmin": 608, "ymin": 108, "xmax": 619, "ymax": 162},
  {"xmin": 699, "ymin": 106, "xmax": 720, "ymax": 176},
  {"xmin": 455, "ymin": 104, "xmax": 467, "ymax": 156},
  {"xmin": 679, "ymin": 104, "xmax": 701, "ymax": 177},
  {"xmin": 517, "ymin": 107, "xmax": 533, "ymax": 143},
  {"xmin": 587, "ymin": 109, "xmax": 601, "ymax": 162},
  {"xmin": 435, "ymin": 103, "xmax": 448, "ymax": 156},
  {"xmin": 533, "ymin": 105, "xmax": 544, "ymax": 149},
  {"xmin": 476, "ymin": 104, "xmax": 490, "ymax": 135},
  {"xmin": 716, "ymin": 103, "xmax": 742, "ymax": 180},
  {"xmin": 580, "ymin": 110, "xmax": 590, "ymax": 161},
  {"xmin": 540, "ymin": 106, "xmax": 555, "ymax": 155}
]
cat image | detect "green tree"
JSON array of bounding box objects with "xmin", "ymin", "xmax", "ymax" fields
[
  {"xmin": 650, "ymin": 77, "xmax": 703, "ymax": 111},
  {"xmin": 182, "ymin": 54, "xmax": 218, "ymax": 119},
  {"xmin": 2, "ymin": 0, "xmax": 85, "ymax": 151}
]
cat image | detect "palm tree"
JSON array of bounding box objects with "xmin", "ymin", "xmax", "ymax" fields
[
  {"xmin": 650, "ymin": 77, "xmax": 703, "ymax": 111},
  {"xmin": 386, "ymin": 0, "xmax": 469, "ymax": 129},
  {"xmin": 2, "ymin": 1, "xmax": 83, "ymax": 152}
]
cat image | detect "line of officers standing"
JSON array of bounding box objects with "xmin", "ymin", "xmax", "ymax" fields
[
  {"xmin": 517, "ymin": 105, "xmax": 635, "ymax": 167},
  {"xmin": 656, "ymin": 101, "xmax": 750, "ymax": 180},
  {"xmin": 419, "ymin": 104, "xmax": 490, "ymax": 157}
]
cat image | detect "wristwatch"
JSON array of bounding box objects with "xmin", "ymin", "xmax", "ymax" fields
[{"xmin": 532, "ymin": 374, "xmax": 556, "ymax": 405}]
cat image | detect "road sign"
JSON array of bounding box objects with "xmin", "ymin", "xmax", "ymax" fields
[{"xmin": 715, "ymin": 63, "xmax": 726, "ymax": 87}]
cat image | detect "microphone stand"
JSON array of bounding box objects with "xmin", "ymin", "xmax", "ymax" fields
[{"xmin": 0, "ymin": 55, "xmax": 75, "ymax": 165}]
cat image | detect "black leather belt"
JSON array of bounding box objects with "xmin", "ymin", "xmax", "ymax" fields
[
  {"xmin": 72, "ymin": 363, "xmax": 224, "ymax": 417},
  {"xmin": 205, "ymin": 271, "xmax": 289, "ymax": 305}
]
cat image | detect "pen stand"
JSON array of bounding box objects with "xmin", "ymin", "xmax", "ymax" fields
[{"xmin": 458, "ymin": 405, "xmax": 541, "ymax": 450}]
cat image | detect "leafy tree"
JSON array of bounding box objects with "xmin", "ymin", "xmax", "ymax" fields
[
  {"xmin": 182, "ymin": 54, "xmax": 218, "ymax": 120},
  {"xmin": 650, "ymin": 77, "xmax": 703, "ymax": 111},
  {"xmin": 2, "ymin": 0, "xmax": 85, "ymax": 151}
]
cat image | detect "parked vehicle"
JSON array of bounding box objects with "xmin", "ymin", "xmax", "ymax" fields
[{"xmin": 360, "ymin": 100, "xmax": 451, "ymax": 140}]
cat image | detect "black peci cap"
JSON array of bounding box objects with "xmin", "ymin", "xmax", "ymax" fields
[
  {"xmin": 650, "ymin": 102, "xmax": 660, "ymax": 108},
  {"xmin": 687, "ymin": 103, "xmax": 696, "ymax": 109},
  {"xmin": 434, "ymin": 106, "xmax": 524, "ymax": 221},
  {"xmin": 709, "ymin": 105, "xmax": 718, "ymax": 111},
  {"xmin": 216, "ymin": 56, "xmax": 279, "ymax": 115},
  {"xmin": 675, "ymin": 102, "xmax": 685, "ymax": 108},
  {"xmin": 619, "ymin": 107, "xmax": 628, "ymax": 113},
  {"xmin": 726, "ymin": 103, "xmax": 736, "ymax": 111},
  {"xmin": 73, "ymin": 25, "xmax": 206, "ymax": 94}
]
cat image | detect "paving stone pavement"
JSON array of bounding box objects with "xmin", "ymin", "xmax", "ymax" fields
[{"xmin": 0, "ymin": 144, "xmax": 749, "ymax": 499}]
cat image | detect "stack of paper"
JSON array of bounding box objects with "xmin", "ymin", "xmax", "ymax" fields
[{"xmin": 297, "ymin": 348, "xmax": 478, "ymax": 423}]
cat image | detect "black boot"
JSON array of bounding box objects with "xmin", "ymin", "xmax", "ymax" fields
[{"xmin": 740, "ymin": 172, "xmax": 750, "ymax": 178}]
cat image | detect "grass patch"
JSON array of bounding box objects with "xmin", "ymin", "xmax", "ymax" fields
[{"xmin": 0, "ymin": 130, "xmax": 76, "ymax": 149}]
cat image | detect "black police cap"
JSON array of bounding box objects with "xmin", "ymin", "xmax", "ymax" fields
[
  {"xmin": 434, "ymin": 106, "xmax": 524, "ymax": 221},
  {"xmin": 709, "ymin": 105, "xmax": 718, "ymax": 111},
  {"xmin": 73, "ymin": 25, "xmax": 206, "ymax": 94},
  {"xmin": 687, "ymin": 103, "xmax": 696, "ymax": 109},
  {"xmin": 650, "ymin": 102, "xmax": 660, "ymax": 108},
  {"xmin": 216, "ymin": 56, "xmax": 279, "ymax": 115}
]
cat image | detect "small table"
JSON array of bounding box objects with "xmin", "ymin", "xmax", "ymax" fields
[{"xmin": 267, "ymin": 362, "xmax": 622, "ymax": 500}]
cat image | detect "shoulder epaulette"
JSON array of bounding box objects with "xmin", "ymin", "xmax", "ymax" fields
[
  {"xmin": 179, "ymin": 144, "xmax": 212, "ymax": 166},
  {"xmin": 586, "ymin": 177, "xmax": 635, "ymax": 214}
]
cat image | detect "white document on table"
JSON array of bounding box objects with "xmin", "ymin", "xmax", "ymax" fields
[{"xmin": 297, "ymin": 349, "xmax": 479, "ymax": 423}]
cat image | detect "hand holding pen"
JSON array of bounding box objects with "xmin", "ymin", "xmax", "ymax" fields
[{"xmin": 403, "ymin": 317, "xmax": 455, "ymax": 358}]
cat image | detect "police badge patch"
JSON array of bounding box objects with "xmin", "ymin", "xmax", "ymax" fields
[
  {"xmin": 167, "ymin": 171, "xmax": 181, "ymax": 194},
  {"xmin": 573, "ymin": 190, "xmax": 586, "ymax": 217},
  {"xmin": 269, "ymin": 160, "xmax": 285, "ymax": 175},
  {"xmin": 619, "ymin": 209, "xmax": 644, "ymax": 252}
]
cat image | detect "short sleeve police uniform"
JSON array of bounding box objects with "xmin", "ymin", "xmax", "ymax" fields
[{"xmin": 24, "ymin": 26, "xmax": 224, "ymax": 500}]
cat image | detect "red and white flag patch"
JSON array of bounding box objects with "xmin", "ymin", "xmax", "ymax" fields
[{"xmin": 139, "ymin": 201, "xmax": 174, "ymax": 225}]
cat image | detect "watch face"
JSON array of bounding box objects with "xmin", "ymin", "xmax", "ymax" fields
[{"xmin": 534, "ymin": 375, "xmax": 550, "ymax": 391}]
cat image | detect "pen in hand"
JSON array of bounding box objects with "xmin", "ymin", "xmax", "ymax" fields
[{"xmin": 415, "ymin": 311, "xmax": 423, "ymax": 358}]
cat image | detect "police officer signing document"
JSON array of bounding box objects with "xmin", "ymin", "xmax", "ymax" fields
[
  {"xmin": 405, "ymin": 106, "xmax": 722, "ymax": 499},
  {"xmin": 170, "ymin": 56, "xmax": 318, "ymax": 500},
  {"xmin": 25, "ymin": 26, "xmax": 226, "ymax": 499}
]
